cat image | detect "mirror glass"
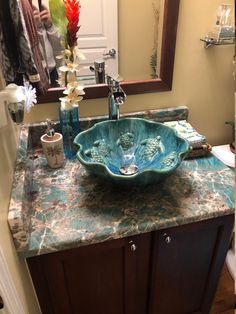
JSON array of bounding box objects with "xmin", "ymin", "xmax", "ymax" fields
[
  {"xmin": 39, "ymin": 0, "xmax": 180, "ymax": 102},
  {"xmin": 0, "ymin": 0, "xmax": 179, "ymax": 102},
  {"xmin": 119, "ymin": 0, "xmax": 165, "ymax": 81},
  {"xmin": 31, "ymin": 0, "xmax": 165, "ymax": 86}
]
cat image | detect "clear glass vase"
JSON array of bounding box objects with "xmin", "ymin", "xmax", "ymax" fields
[
  {"xmin": 59, "ymin": 106, "xmax": 80, "ymax": 159},
  {"xmin": 7, "ymin": 101, "xmax": 25, "ymax": 124}
]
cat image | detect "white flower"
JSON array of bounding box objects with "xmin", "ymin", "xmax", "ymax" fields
[
  {"xmin": 64, "ymin": 81, "xmax": 85, "ymax": 96},
  {"xmin": 58, "ymin": 46, "xmax": 85, "ymax": 74},
  {"xmin": 59, "ymin": 63, "xmax": 81, "ymax": 73},
  {"xmin": 60, "ymin": 95, "xmax": 83, "ymax": 110},
  {"xmin": 22, "ymin": 82, "xmax": 37, "ymax": 112},
  {"xmin": 60, "ymin": 81, "xmax": 84, "ymax": 111},
  {"xmin": 57, "ymin": 45, "xmax": 86, "ymax": 109},
  {"xmin": 57, "ymin": 72, "xmax": 77, "ymax": 86},
  {"xmin": 57, "ymin": 72, "xmax": 66, "ymax": 87},
  {"xmin": 73, "ymin": 46, "xmax": 86, "ymax": 61},
  {"xmin": 60, "ymin": 97, "xmax": 74, "ymax": 110},
  {"xmin": 56, "ymin": 49, "xmax": 72, "ymax": 61}
]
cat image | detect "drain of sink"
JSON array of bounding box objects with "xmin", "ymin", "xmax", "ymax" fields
[{"xmin": 119, "ymin": 164, "xmax": 139, "ymax": 176}]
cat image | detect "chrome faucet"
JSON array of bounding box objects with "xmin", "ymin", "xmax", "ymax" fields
[
  {"xmin": 107, "ymin": 75, "xmax": 126, "ymax": 120},
  {"xmin": 90, "ymin": 61, "xmax": 106, "ymax": 84}
]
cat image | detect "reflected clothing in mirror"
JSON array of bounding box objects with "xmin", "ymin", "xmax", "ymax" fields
[
  {"xmin": 0, "ymin": 0, "xmax": 50, "ymax": 94},
  {"xmin": 20, "ymin": 0, "xmax": 51, "ymax": 93},
  {"xmin": 37, "ymin": 24, "xmax": 61, "ymax": 87},
  {"xmin": 33, "ymin": 4, "xmax": 62, "ymax": 87}
]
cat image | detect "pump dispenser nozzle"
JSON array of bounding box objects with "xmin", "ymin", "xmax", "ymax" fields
[{"xmin": 46, "ymin": 119, "xmax": 55, "ymax": 137}]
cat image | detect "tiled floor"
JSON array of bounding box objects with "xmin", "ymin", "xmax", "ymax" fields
[{"xmin": 210, "ymin": 263, "xmax": 235, "ymax": 314}]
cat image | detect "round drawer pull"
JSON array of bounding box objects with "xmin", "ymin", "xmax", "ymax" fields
[
  {"xmin": 129, "ymin": 240, "xmax": 137, "ymax": 251},
  {"xmin": 163, "ymin": 233, "xmax": 171, "ymax": 244}
]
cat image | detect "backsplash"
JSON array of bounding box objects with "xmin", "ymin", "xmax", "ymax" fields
[{"xmin": 27, "ymin": 105, "xmax": 189, "ymax": 149}]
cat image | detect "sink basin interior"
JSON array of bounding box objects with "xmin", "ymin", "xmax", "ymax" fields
[{"xmin": 74, "ymin": 118, "xmax": 190, "ymax": 184}]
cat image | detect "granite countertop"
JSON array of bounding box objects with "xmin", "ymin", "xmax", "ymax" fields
[{"xmin": 8, "ymin": 106, "xmax": 235, "ymax": 258}]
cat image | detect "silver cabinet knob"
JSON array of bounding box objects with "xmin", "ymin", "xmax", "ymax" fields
[
  {"xmin": 163, "ymin": 233, "xmax": 171, "ymax": 244},
  {"xmin": 129, "ymin": 240, "xmax": 137, "ymax": 251},
  {"xmin": 103, "ymin": 48, "xmax": 116, "ymax": 57}
]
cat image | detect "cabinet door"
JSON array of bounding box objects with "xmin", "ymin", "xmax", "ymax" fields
[
  {"xmin": 149, "ymin": 215, "xmax": 234, "ymax": 314},
  {"xmin": 27, "ymin": 233, "xmax": 151, "ymax": 314}
]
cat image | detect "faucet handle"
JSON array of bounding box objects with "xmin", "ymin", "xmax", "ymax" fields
[
  {"xmin": 107, "ymin": 75, "xmax": 120, "ymax": 90},
  {"xmin": 107, "ymin": 75, "xmax": 115, "ymax": 87}
]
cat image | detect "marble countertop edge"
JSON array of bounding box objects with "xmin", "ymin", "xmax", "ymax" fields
[
  {"xmin": 19, "ymin": 209, "xmax": 234, "ymax": 259},
  {"xmin": 8, "ymin": 126, "xmax": 30, "ymax": 251}
]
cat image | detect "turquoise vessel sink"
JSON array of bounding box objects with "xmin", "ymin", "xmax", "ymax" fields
[{"xmin": 74, "ymin": 118, "xmax": 190, "ymax": 185}]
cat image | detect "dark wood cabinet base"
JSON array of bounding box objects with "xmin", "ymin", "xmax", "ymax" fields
[{"xmin": 27, "ymin": 215, "xmax": 234, "ymax": 314}]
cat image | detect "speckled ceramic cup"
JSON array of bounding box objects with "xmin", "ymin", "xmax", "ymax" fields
[{"xmin": 40, "ymin": 133, "xmax": 64, "ymax": 168}]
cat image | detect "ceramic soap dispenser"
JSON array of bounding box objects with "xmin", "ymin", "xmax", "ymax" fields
[{"xmin": 40, "ymin": 120, "xmax": 64, "ymax": 168}]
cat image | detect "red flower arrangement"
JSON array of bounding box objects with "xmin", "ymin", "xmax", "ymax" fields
[{"xmin": 63, "ymin": 0, "xmax": 81, "ymax": 48}]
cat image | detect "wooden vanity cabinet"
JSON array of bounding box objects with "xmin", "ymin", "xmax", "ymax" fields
[
  {"xmin": 148, "ymin": 214, "xmax": 233, "ymax": 314},
  {"xmin": 27, "ymin": 233, "xmax": 152, "ymax": 314},
  {"xmin": 27, "ymin": 215, "xmax": 233, "ymax": 314}
]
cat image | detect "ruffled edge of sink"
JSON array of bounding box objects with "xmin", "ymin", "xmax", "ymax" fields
[{"xmin": 75, "ymin": 118, "xmax": 190, "ymax": 184}]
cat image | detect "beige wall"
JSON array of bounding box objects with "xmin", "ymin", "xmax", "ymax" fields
[
  {"xmin": 0, "ymin": 100, "xmax": 40, "ymax": 311},
  {"xmin": 25, "ymin": 0, "xmax": 235, "ymax": 146},
  {"xmin": 0, "ymin": 125, "xmax": 41, "ymax": 313}
]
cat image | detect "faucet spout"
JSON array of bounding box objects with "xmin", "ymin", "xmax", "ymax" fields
[{"xmin": 107, "ymin": 76, "xmax": 126, "ymax": 120}]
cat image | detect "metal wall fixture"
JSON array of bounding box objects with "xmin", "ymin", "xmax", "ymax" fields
[{"xmin": 200, "ymin": 36, "xmax": 235, "ymax": 48}]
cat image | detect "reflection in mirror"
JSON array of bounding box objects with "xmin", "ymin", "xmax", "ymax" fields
[
  {"xmin": 32, "ymin": 0, "xmax": 119, "ymax": 87},
  {"xmin": 119, "ymin": 0, "xmax": 165, "ymax": 81},
  {"xmin": 0, "ymin": 0, "xmax": 179, "ymax": 102},
  {"xmin": 34, "ymin": 0, "xmax": 165, "ymax": 84},
  {"xmin": 31, "ymin": 0, "xmax": 62, "ymax": 87},
  {"xmin": 77, "ymin": 0, "xmax": 118, "ymax": 85},
  {"xmin": 0, "ymin": 0, "xmax": 52, "ymax": 94}
]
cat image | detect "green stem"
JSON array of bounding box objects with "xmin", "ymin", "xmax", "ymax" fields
[{"xmin": 65, "ymin": 71, "xmax": 68, "ymax": 86}]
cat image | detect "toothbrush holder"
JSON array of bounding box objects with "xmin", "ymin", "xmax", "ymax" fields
[{"xmin": 40, "ymin": 133, "xmax": 64, "ymax": 168}]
